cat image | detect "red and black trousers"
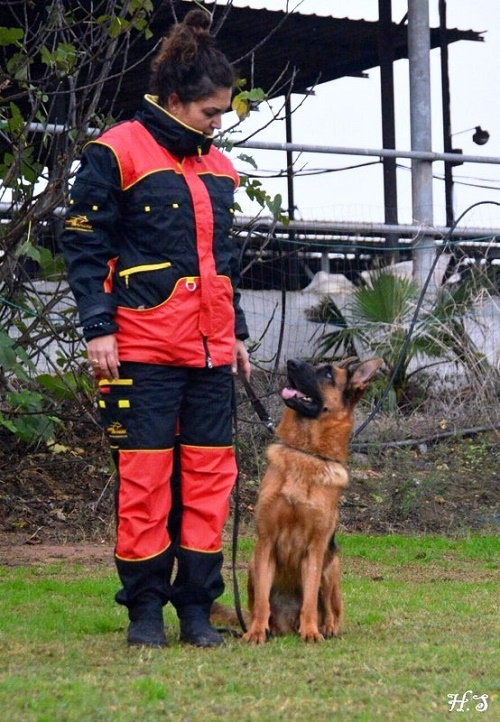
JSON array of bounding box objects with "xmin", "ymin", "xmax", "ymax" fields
[{"xmin": 98, "ymin": 361, "xmax": 237, "ymax": 614}]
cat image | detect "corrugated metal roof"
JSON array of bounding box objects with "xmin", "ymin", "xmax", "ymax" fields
[
  {"xmin": 110, "ymin": 1, "xmax": 483, "ymax": 117},
  {"xmin": 0, "ymin": 1, "xmax": 484, "ymax": 120}
]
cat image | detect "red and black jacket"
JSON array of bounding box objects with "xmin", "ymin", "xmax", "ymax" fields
[{"xmin": 61, "ymin": 94, "xmax": 248, "ymax": 367}]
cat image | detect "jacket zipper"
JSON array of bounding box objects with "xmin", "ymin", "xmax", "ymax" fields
[
  {"xmin": 202, "ymin": 336, "xmax": 213, "ymax": 369},
  {"xmin": 118, "ymin": 262, "xmax": 172, "ymax": 288}
]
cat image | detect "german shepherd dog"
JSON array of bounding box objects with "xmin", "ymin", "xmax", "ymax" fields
[{"xmin": 241, "ymin": 356, "xmax": 382, "ymax": 644}]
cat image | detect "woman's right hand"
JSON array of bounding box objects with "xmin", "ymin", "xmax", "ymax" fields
[{"xmin": 87, "ymin": 334, "xmax": 120, "ymax": 380}]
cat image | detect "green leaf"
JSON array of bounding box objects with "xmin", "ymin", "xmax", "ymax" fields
[
  {"xmin": 232, "ymin": 88, "xmax": 266, "ymax": 119},
  {"xmin": 7, "ymin": 53, "xmax": 30, "ymax": 82},
  {"xmin": 40, "ymin": 45, "xmax": 55, "ymax": 68},
  {"xmin": 15, "ymin": 239, "xmax": 41, "ymax": 262},
  {"xmin": 266, "ymin": 193, "xmax": 284, "ymax": 219},
  {"xmin": 235, "ymin": 88, "xmax": 267, "ymax": 103},
  {"xmin": 237, "ymin": 154, "xmax": 258, "ymax": 170},
  {"xmin": 6, "ymin": 389, "xmax": 45, "ymax": 411},
  {"xmin": 0, "ymin": 27, "xmax": 24, "ymax": 46},
  {"xmin": 36, "ymin": 373, "xmax": 78, "ymax": 401},
  {"xmin": 0, "ymin": 416, "xmax": 17, "ymax": 435},
  {"xmin": 110, "ymin": 17, "xmax": 127, "ymax": 38},
  {"xmin": 0, "ymin": 331, "xmax": 18, "ymax": 370}
]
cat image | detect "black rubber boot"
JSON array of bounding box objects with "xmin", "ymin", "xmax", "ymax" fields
[
  {"xmin": 126, "ymin": 602, "xmax": 168, "ymax": 648},
  {"xmin": 170, "ymin": 548, "xmax": 226, "ymax": 647},
  {"xmin": 115, "ymin": 547, "xmax": 174, "ymax": 647},
  {"xmin": 127, "ymin": 619, "xmax": 168, "ymax": 647},
  {"xmin": 179, "ymin": 605, "xmax": 223, "ymax": 648}
]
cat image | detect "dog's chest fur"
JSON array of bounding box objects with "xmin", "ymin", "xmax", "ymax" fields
[{"xmin": 256, "ymin": 443, "xmax": 347, "ymax": 531}]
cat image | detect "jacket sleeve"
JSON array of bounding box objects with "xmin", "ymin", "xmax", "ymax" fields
[
  {"xmin": 225, "ymin": 168, "xmax": 249, "ymax": 342},
  {"xmin": 229, "ymin": 231, "xmax": 249, "ymax": 342},
  {"xmin": 60, "ymin": 142, "xmax": 122, "ymax": 338}
]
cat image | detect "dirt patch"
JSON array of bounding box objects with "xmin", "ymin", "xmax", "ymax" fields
[
  {"xmin": 0, "ymin": 420, "xmax": 116, "ymax": 565},
  {"xmin": 0, "ymin": 534, "xmax": 114, "ymax": 568}
]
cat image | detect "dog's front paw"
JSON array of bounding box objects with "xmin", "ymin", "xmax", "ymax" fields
[
  {"xmin": 299, "ymin": 625, "xmax": 324, "ymax": 642},
  {"xmin": 242, "ymin": 624, "xmax": 269, "ymax": 644},
  {"xmin": 321, "ymin": 624, "xmax": 340, "ymax": 639}
]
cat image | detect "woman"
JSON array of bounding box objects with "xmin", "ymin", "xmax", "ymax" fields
[{"xmin": 61, "ymin": 9, "xmax": 250, "ymax": 648}]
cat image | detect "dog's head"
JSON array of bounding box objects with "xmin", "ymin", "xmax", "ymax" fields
[{"xmin": 281, "ymin": 357, "xmax": 383, "ymax": 419}]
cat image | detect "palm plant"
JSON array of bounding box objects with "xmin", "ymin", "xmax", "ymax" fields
[{"xmin": 313, "ymin": 268, "xmax": 491, "ymax": 407}]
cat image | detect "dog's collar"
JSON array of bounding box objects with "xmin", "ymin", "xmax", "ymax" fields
[{"xmin": 276, "ymin": 440, "xmax": 345, "ymax": 466}]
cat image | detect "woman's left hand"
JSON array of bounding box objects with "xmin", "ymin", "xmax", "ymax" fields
[{"xmin": 233, "ymin": 339, "xmax": 251, "ymax": 381}]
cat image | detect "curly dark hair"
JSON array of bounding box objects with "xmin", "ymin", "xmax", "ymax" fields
[{"xmin": 149, "ymin": 8, "xmax": 235, "ymax": 106}]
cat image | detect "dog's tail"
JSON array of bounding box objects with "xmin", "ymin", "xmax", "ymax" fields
[{"xmin": 210, "ymin": 601, "xmax": 249, "ymax": 633}]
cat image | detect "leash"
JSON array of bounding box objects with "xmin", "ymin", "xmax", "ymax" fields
[
  {"xmin": 231, "ymin": 377, "xmax": 248, "ymax": 633},
  {"xmin": 240, "ymin": 375, "xmax": 276, "ymax": 435},
  {"xmin": 230, "ymin": 374, "xmax": 278, "ymax": 632}
]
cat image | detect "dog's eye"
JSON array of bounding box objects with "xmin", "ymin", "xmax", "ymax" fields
[{"xmin": 325, "ymin": 370, "xmax": 333, "ymax": 380}]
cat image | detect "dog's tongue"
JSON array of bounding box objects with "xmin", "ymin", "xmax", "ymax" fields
[{"xmin": 281, "ymin": 387, "xmax": 305, "ymax": 401}]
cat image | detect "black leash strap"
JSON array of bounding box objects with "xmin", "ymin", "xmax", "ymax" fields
[
  {"xmin": 231, "ymin": 467, "xmax": 247, "ymax": 634},
  {"xmin": 241, "ymin": 375, "xmax": 276, "ymax": 435},
  {"xmin": 231, "ymin": 378, "xmax": 248, "ymax": 633},
  {"xmin": 231, "ymin": 375, "xmax": 276, "ymax": 633}
]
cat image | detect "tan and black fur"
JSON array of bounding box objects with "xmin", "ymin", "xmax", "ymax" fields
[{"xmin": 241, "ymin": 356, "xmax": 382, "ymax": 644}]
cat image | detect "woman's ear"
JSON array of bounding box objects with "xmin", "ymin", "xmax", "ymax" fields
[{"xmin": 166, "ymin": 92, "xmax": 181, "ymax": 112}]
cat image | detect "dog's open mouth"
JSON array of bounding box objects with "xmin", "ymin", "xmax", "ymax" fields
[
  {"xmin": 280, "ymin": 360, "xmax": 325, "ymax": 418},
  {"xmin": 281, "ymin": 387, "xmax": 313, "ymax": 403}
]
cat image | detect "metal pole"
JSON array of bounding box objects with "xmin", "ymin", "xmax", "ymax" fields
[
  {"xmin": 439, "ymin": 0, "xmax": 455, "ymax": 227},
  {"xmin": 285, "ymin": 96, "xmax": 295, "ymax": 223},
  {"xmin": 25, "ymin": 122, "xmax": 500, "ymax": 165},
  {"xmin": 408, "ymin": 0, "xmax": 435, "ymax": 287},
  {"xmin": 283, "ymin": 96, "xmax": 303, "ymax": 287},
  {"xmin": 236, "ymin": 140, "xmax": 500, "ymax": 166},
  {"xmin": 234, "ymin": 215, "xmax": 500, "ymax": 242},
  {"xmin": 378, "ymin": 0, "xmax": 399, "ymax": 260},
  {"xmin": 3, "ymin": 199, "xmax": 500, "ymax": 241}
]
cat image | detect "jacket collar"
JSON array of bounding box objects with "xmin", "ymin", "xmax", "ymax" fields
[{"xmin": 135, "ymin": 94, "xmax": 214, "ymax": 159}]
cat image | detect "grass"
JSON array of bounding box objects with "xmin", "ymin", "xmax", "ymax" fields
[{"xmin": 0, "ymin": 535, "xmax": 499, "ymax": 722}]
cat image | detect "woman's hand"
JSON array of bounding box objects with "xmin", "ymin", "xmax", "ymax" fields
[
  {"xmin": 87, "ymin": 334, "xmax": 120, "ymax": 380},
  {"xmin": 233, "ymin": 339, "xmax": 251, "ymax": 381}
]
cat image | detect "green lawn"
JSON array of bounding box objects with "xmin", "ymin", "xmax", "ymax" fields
[{"xmin": 1, "ymin": 534, "xmax": 498, "ymax": 722}]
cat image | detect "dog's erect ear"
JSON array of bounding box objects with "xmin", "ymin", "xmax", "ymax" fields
[
  {"xmin": 350, "ymin": 358, "xmax": 383, "ymax": 389},
  {"xmin": 336, "ymin": 356, "xmax": 358, "ymax": 369}
]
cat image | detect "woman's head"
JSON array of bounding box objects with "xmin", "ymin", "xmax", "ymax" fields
[{"xmin": 149, "ymin": 9, "xmax": 235, "ymax": 134}]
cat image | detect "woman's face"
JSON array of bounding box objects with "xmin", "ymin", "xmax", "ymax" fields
[{"xmin": 166, "ymin": 87, "xmax": 232, "ymax": 136}]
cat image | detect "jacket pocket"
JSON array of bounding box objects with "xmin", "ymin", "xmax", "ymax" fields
[
  {"xmin": 115, "ymin": 261, "xmax": 174, "ymax": 308},
  {"xmin": 118, "ymin": 262, "xmax": 172, "ymax": 288}
]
